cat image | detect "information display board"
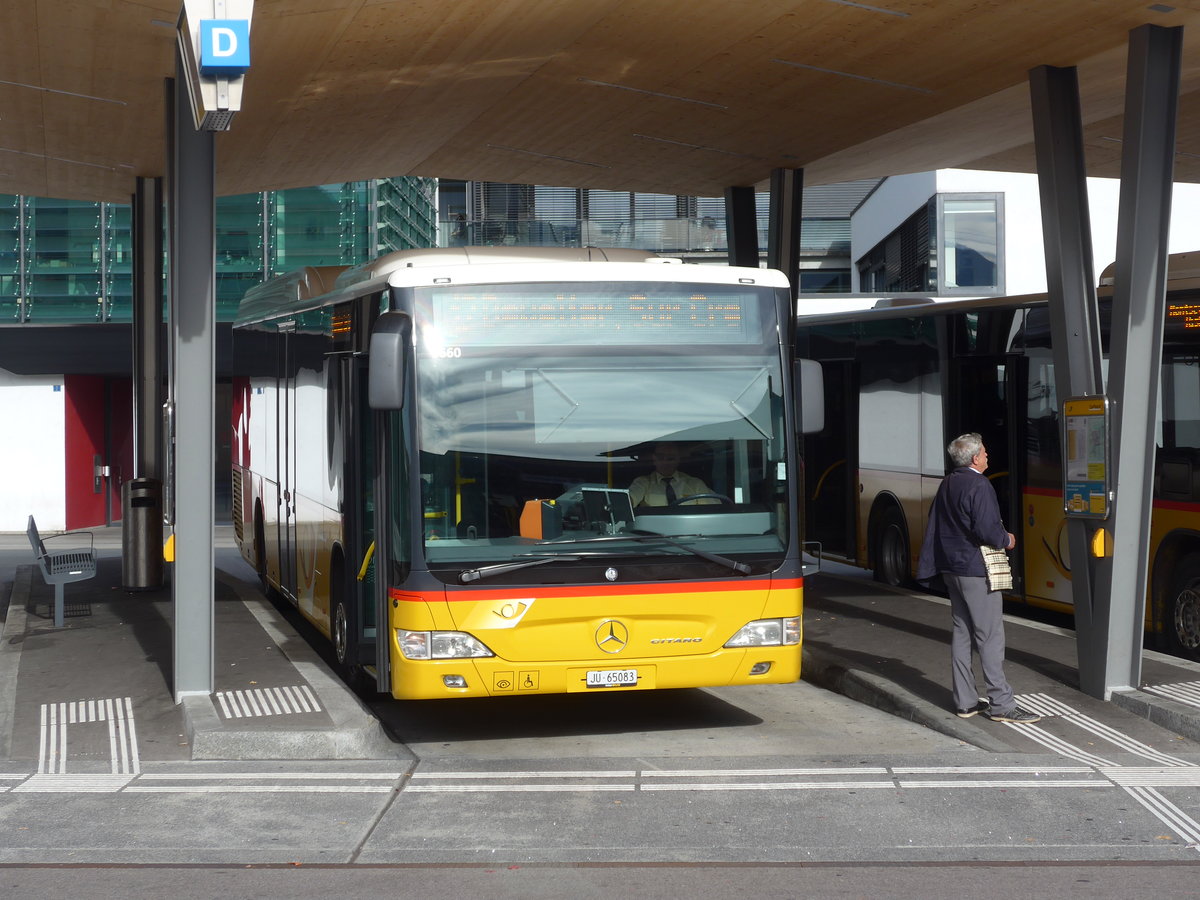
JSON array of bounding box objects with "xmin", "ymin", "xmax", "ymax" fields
[{"xmin": 1063, "ymin": 395, "xmax": 1111, "ymax": 519}]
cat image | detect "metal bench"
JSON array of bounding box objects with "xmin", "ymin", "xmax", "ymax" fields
[{"xmin": 26, "ymin": 515, "xmax": 97, "ymax": 627}]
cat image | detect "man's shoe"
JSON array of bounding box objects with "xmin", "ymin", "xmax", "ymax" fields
[
  {"xmin": 955, "ymin": 700, "xmax": 989, "ymax": 718},
  {"xmin": 983, "ymin": 705, "xmax": 1042, "ymax": 724}
]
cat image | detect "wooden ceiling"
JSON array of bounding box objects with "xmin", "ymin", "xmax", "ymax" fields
[{"xmin": 4, "ymin": 1, "xmax": 1200, "ymax": 203}]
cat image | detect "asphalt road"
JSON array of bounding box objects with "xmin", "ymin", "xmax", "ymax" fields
[{"xmin": 3, "ymin": 534, "xmax": 1200, "ymax": 896}]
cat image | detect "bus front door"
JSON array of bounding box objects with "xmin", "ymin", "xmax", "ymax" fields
[
  {"xmin": 280, "ymin": 323, "xmax": 299, "ymax": 601},
  {"xmin": 804, "ymin": 359, "xmax": 858, "ymax": 559}
]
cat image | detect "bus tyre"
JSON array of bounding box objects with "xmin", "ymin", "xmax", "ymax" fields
[
  {"xmin": 873, "ymin": 508, "xmax": 910, "ymax": 588},
  {"xmin": 331, "ymin": 558, "xmax": 371, "ymax": 694},
  {"xmin": 1166, "ymin": 554, "xmax": 1200, "ymax": 661}
]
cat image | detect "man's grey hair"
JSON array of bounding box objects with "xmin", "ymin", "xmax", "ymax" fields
[{"xmin": 947, "ymin": 432, "xmax": 983, "ymax": 468}]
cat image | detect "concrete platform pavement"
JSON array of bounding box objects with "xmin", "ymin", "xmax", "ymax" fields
[
  {"xmin": 0, "ymin": 526, "xmax": 404, "ymax": 767},
  {"xmin": 801, "ymin": 562, "xmax": 1200, "ymax": 754},
  {"xmin": 5, "ymin": 523, "xmax": 1200, "ymax": 766}
]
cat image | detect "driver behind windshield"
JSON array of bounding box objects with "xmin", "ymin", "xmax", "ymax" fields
[{"xmin": 628, "ymin": 442, "xmax": 719, "ymax": 507}]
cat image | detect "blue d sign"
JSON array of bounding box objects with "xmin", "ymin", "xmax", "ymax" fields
[{"xmin": 199, "ymin": 20, "xmax": 250, "ymax": 76}]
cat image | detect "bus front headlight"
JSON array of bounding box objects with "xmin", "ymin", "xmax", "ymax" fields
[
  {"xmin": 397, "ymin": 630, "xmax": 495, "ymax": 660},
  {"xmin": 724, "ymin": 616, "xmax": 801, "ymax": 647}
]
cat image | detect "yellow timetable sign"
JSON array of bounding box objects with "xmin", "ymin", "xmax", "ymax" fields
[{"xmin": 1063, "ymin": 395, "xmax": 1110, "ymax": 520}]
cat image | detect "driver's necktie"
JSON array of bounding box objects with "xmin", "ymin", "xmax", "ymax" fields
[{"xmin": 663, "ymin": 477, "xmax": 676, "ymax": 505}]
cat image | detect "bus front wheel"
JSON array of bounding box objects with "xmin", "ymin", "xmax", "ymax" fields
[
  {"xmin": 873, "ymin": 508, "xmax": 910, "ymax": 587},
  {"xmin": 330, "ymin": 554, "xmax": 371, "ymax": 693},
  {"xmin": 1166, "ymin": 554, "xmax": 1200, "ymax": 661}
]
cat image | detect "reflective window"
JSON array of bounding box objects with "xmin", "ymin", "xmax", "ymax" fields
[
  {"xmin": 270, "ymin": 183, "xmax": 371, "ymax": 272},
  {"xmin": 406, "ymin": 281, "xmax": 790, "ymax": 584},
  {"xmin": 25, "ymin": 198, "xmax": 102, "ymax": 322},
  {"xmin": 0, "ymin": 194, "xmax": 19, "ymax": 321},
  {"xmin": 940, "ymin": 194, "xmax": 1002, "ymax": 293},
  {"xmin": 104, "ymin": 205, "xmax": 132, "ymax": 322}
]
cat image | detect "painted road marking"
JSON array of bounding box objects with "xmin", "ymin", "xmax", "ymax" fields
[
  {"xmin": 37, "ymin": 697, "xmax": 139, "ymax": 776},
  {"xmin": 214, "ymin": 685, "xmax": 321, "ymax": 719},
  {"xmin": 7, "ymin": 689, "xmax": 1200, "ymax": 855},
  {"xmin": 1144, "ymin": 680, "xmax": 1200, "ymax": 709},
  {"xmin": 1017, "ymin": 692, "xmax": 1191, "ymax": 766},
  {"xmin": 12, "ymin": 774, "xmax": 135, "ymax": 793}
]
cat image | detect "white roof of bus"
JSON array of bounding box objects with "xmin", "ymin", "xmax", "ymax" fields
[
  {"xmin": 328, "ymin": 245, "xmax": 788, "ymax": 292},
  {"xmin": 235, "ymin": 248, "xmax": 790, "ymax": 326},
  {"xmin": 381, "ymin": 257, "xmax": 791, "ymax": 291}
]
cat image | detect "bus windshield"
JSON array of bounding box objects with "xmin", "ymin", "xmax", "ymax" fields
[{"xmin": 407, "ymin": 281, "xmax": 790, "ymax": 581}]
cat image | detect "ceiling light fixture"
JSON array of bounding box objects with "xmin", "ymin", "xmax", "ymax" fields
[
  {"xmin": 0, "ymin": 79, "xmax": 126, "ymax": 106},
  {"xmin": 633, "ymin": 133, "xmax": 756, "ymax": 158},
  {"xmin": 486, "ymin": 143, "xmax": 610, "ymax": 169},
  {"xmin": 823, "ymin": 0, "xmax": 910, "ymax": 16},
  {"xmin": 771, "ymin": 59, "xmax": 932, "ymax": 94},
  {"xmin": 577, "ymin": 78, "xmax": 727, "ymax": 110}
]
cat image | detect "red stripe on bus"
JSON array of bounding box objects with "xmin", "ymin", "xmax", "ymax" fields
[
  {"xmin": 1022, "ymin": 486, "xmax": 1061, "ymax": 497},
  {"xmin": 390, "ymin": 577, "xmax": 803, "ymax": 603}
]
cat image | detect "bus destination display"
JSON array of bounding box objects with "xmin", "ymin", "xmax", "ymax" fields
[{"xmin": 420, "ymin": 285, "xmax": 764, "ymax": 346}]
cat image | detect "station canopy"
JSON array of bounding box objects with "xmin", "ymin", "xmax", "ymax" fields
[{"xmin": 5, "ymin": 1, "xmax": 1200, "ymax": 203}]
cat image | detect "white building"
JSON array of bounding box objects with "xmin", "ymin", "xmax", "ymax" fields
[{"xmin": 849, "ymin": 168, "xmax": 1200, "ymax": 298}]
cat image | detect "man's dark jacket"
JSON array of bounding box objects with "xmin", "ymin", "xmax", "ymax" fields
[{"xmin": 916, "ymin": 466, "xmax": 1010, "ymax": 580}]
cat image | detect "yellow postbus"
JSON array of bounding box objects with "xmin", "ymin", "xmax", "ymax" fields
[
  {"xmin": 797, "ymin": 251, "xmax": 1200, "ymax": 660},
  {"xmin": 231, "ymin": 247, "xmax": 822, "ymax": 698}
]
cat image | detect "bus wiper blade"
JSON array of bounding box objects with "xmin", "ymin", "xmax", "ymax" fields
[
  {"xmin": 459, "ymin": 554, "xmax": 580, "ymax": 583},
  {"xmin": 553, "ymin": 533, "xmax": 752, "ymax": 576},
  {"xmin": 637, "ymin": 534, "xmax": 753, "ymax": 575}
]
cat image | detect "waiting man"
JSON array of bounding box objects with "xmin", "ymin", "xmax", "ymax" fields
[{"xmin": 916, "ymin": 432, "xmax": 1041, "ymax": 724}]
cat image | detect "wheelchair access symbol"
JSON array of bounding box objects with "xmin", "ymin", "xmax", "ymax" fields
[{"xmin": 492, "ymin": 670, "xmax": 539, "ymax": 692}]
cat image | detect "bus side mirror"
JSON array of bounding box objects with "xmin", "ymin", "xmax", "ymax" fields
[
  {"xmin": 368, "ymin": 312, "xmax": 412, "ymax": 410},
  {"xmin": 796, "ymin": 358, "xmax": 824, "ymax": 434}
]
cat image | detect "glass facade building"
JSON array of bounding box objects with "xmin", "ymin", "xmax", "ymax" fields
[
  {"xmin": 856, "ymin": 192, "xmax": 1004, "ymax": 295},
  {"xmin": 0, "ymin": 176, "xmax": 437, "ymax": 325},
  {"xmin": 438, "ymin": 179, "xmax": 879, "ymax": 293}
]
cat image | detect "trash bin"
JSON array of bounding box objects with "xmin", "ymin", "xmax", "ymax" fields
[{"xmin": 122, "ymin": 477, "xmax": 164, "ymax": 590}]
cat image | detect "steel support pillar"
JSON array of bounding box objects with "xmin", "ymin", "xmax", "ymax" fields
[
  {"xmin": 1029, "ymin": 64, "xmax": 1108, "ymax": 696},
  {"xmin": 724, "ymin": 185, "xmax": 759, "ymax": 268},
  {"xmin": 1101, "ymin": 24, "xmax": 1182, "ymax": 694},
  {"xmin": 767, "ymin": 168, "xmax": 803, "ymax": 297},
  {"xmin": 132, "ymin": 176, "xmax": 164, "ymax": 481},
  {"xmin": 167, "ymin": 55, "xmax": 216, "ymax": 700},
  {"xmin": 123, "ymin": 175, "xmax": 166, "ymax": 592}
]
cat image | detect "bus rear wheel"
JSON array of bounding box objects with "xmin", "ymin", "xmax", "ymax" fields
[
  {"xmin": 873, "ymin": 508, "xmax": 910, "ymax": 587},
  {"xmin": 1166, "ymin": 554, "xmax": 1200, "ymax": 661}
]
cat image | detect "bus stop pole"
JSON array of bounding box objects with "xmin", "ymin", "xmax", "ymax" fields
[
  {"xmin": 1101, "ymin": 24, "xmax": 1182, "ymax": 693},
  {"xmin": 167, "ymin": 53, "xmax": 217, "ymax": 701},
  {"xmin": 1029, "ymin": 64, "xmax": 1108, "ymax": 697}
]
